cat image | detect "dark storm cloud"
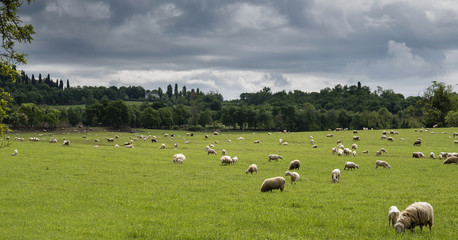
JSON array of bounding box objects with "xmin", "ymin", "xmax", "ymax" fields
[{"xmin": 16, "ymin": 0, "xmax": 458, "ymax": 99}]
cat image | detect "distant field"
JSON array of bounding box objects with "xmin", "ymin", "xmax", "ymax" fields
[
  {"xmin": 0, "ymin": 128, "xmax": 457, "ymax": 239},
  {"xmin": 56, "ymin": 100, "xmax": 145, "ymax": 109}
]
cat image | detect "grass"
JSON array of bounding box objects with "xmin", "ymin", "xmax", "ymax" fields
[{"xmin": 0, "ymin": 128, "xmax": 457, "ymax": 239}]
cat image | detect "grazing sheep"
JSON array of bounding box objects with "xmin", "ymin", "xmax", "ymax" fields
[
  {"xmin": 336, "ymin": 139, "xmax": 342, "ymax": 144},
  {"xmin": 352, "ymin": 143, "xmax": 357, "ymax": 149},
  {"xmin": 260, "ymin": 177, "xmax": 286, "ymax": 192},
  {"xmin": 394, "ymin": 202, "xmax": 433, "ymax": 233},
  {"xmin": 49, "ymin": 138, "xmax": 58, "ymax": 143},
  {"xmin": 125, "ymin": 144, "xmax": 134, "ymax": 148},
  {"xmin": 283, "ymin": 142, "xmax": 289, "ymax": 146},
  {"xmin": 353, "ymin": 136, "xmax": 360, "ymax": 141},
  {"xmin": 114, "ymin": 144, "xmax": 120, "ymax": 148},
  {"xmin": 158, "ymin": 143, "xmax": 166, "ymax": 149},
  {"xmin": 94, "ymin": 145, "xmax": 99, "ymax": 148},
  {"xmin": 312, "ymin": 144, "xmax": 318, "ymax": 148},
  {"xmin": 387, "ymin": 137, "xmax": 394, "ymax": 142},
  {"xmin": 362, "ymin": 150, "xmax": 369, "ymax": 154},
  {"xmin": 344, "ymin": 162, "xmax": 359, "ymax": 170},
  {"xmin": 207, "ymin": 149, "xmax": 217, "ymax": 155},
  {"xmin": 352, "ymin": 151, "xmax": 357, "ymax": 157},
  {"xmin": 331, "ymin": 169, "xmax": 340, "ymax": 183},
  {"xmin": 326, "ymin": 134, "xmax": 334, "ymax": 137},
  {"xmin": 412, "ymin": 152, "xmax": 426, "ymax": 158},
  {"xmin": 174, "ymin": 143, "xmax": 178, "ymax": 148},
  {"xmin": 105, "ymin": 137, "xmax": 114, "ymax": 142},
  {"xmin": 311, "ymin": 139, "xmax": 315, "ymax": 145},
  {"xmin": 413, "ymin": 139, "xmax": 422, "ymax": 146},
  {"xmin": 381, "ymin": 135, "xmax": 387, "ymax": 140},
  {"xmin": 12, "ymin": 149, "xmax": 18, "ymax": 156},
  {"xmin": 213, "ymin": 132, "xmax": 219, "ymax": 136},
  {"xmin": 443, "ymin": 156, "xmax": 458, "ymax": 164},
  {"xmin": 331, "ymin": 147, "xmax": 337, "ymax": 155},
  {"xmin": 288, "ymin": 160, "xmax": 300, "ymax": 170},
  {"xmin": 380, "ymin": 148, "xmax": 388, "ymax": 154},
  {"xmin": 63, "ymin": 140, "xmax": 70, "ymax": 146},
  {"xmin": 231, "ymin": 156, "xmax": 238, "ymax": 164},
  {"xmin": 245, "ymin": 164, "xmax": 258, "ymax": 174},
  {"xmin": 376, "ymin": 150, "xmax": 382, "ymax": 156},
  {"xmin": 344, "ymin": 148, "xmax": 352, "ymax": 155},
  {"xmin": 279, "ymin": 139, "xmax": 283, "ymax": 145},
  {"xmin": 173, "ymin": 153, "xmax": 186, "ymax": 164},
  {"xmin": 375, "ymin": 160, "xmax": 391, "ymax": 169},
  {"xmin": 382, "ymin": 130, "xmax": 387, "ymax": 135},
  {"xmin": 94, "ymin": 139, "xmax": 99, "ymax": 142},
  {"xmin": 337, "ymin": 148, "xmax": 344, "ymax": 156},
  {"xmin": 222, "ymin": 149, "xmax": 227, "ymax": 155},
  {"xmin": 285, "ymin": 171, "xmax": 300, "ymax": 184},
  {"xmin": 353, "ymin": 130, "xmax": 358, "ymax": 134},
  {"xmin": 389, "ymin": 206, "xmax": 401, "ymax": 228},
  {"xmin": 221, "ymin": 156, "xmax": 233, "ymax": 165},
  {"xmin": 268, "ymin": 154, "xmax": 283, "ymax": 162},
  {"xmin": 254, "ymin": 140, "xmax": 260, "ymax": 143},
  {"xmin": 209, "ymin": 143, "xmax": 214, "ymax": 148}
]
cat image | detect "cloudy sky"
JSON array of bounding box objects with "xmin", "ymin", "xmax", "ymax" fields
[{"xmin": 17, "ymin": 0, "xmax": 458, "ymax": 100}]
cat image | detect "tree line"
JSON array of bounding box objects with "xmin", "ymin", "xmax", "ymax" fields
[{"xmin": 3, "ymin": 72, "xmax": 457, "ymax": 130}]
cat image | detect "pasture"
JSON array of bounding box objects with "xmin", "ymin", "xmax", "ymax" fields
[{"xmin": 0, "ymin": 128, "xmax": 457, "ymax": 239}]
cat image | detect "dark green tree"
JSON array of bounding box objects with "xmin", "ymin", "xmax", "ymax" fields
[{"xmin": 166, "ymin": 84, "xmax": 173, "ymax": 99}]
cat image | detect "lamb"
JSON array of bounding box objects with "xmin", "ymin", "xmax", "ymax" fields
[
  {"xmin": 375, "ymin": 160, "xmax": 390, "ymax": 169},
  {"xmin": 352, "ymin": 151, "xmax": 357, "ymax": 157},
  {"xmin": 173, "ymin": 153, "xmax": 186, "ymax": 164},
  {"xmin": 63, "ymin": 140, "xmax": 70, "ymax": 146},
  {"xmin": 331, "ymin": 169, "xmax": 340, "ymax": 183},
  {"xmin": 279, "ymin": 139, "xmax": 283, "ymax": 144},
  {"xmin": 174, "ymin": 143, "xmax": 178, "ymax": 148},
  {"xmin": 352, "ymin": 143, "xmax": 357, "ymax": 149},
  {"xmin": 389, "ymin": 206, "xmax": 401, "ymax": 228},
  {"xmin": 387, "ymin": 137, "xmax": 394, "ymax": 142},
  {"xmin": 253, "ymin": 140, "xmax": 260, "ymax": 143},
  {"xmin": 443, "ymin": 156, "xmax": 458, "ymax": 164},
  {"xmin": 344, "ymin": 162, "xmax": 359, "ymax": 170},
  {"xmin": 331, "ymin": 147, "xmax": 337, "ymax": 155},
  {"xmin": 413, "ymin": 139, "xmax": 422, "ymax": 146},
  {"xmin": 12, "ymin": 149, "xmax": 18, "ymax": 156},
  {"xmin": 285, "ymin": 171, "xmax": 300, "ymax": 184},
  {"xmin": 207, "ymin": 149, "xmax": 217, "ymax": 155},
  {"xmin": 260, "ymin": 177, "xmax": 286, "ymax": 192},
  {"xmin": 394, "ymin": 202, "xmax": 433, "ymax": 233},
  {"xmin": 231, "ymin": 156, "xmax": 238, "ymax": 164},
  {"xmin": 353, "ymin": 136, "xmax": 360, "ymax": 141},
  {"xmin": 412, "ymin": 152, "xmax": 425, "ymax": 158},
  {"xmin": 268, "ymin": 154, "xmax": 283, "ymax": 162},
  {"xmin": 158, "ymin": 143, "xmax": 166, "ymax": 149},
  {"xmin": 288, "ymin": 160, "xmax": 300, "ymax": 170},
  {"xmin": 221, "ymin": 156, "xmax": 233, "ymax": 165},
  {"xmin": 222, "ymin": 149, "xmax": 227, "ymax": 155},
  {"xmin": 245, "ymin": 164, "xmax": 258, "ymax": 174}
]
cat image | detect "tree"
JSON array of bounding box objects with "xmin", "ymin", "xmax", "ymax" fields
[
  {"xmin": 174, "ymin": 83, "xmax": 178, "ymax": 99},
  {"xmin": 38, "ymin": 73, "xmax": 42, "ymax": 84},
  {"xmin": 66, "ymin": 79, "xmax": 70, "ymax": 88},
  {"xmin": 43, "ymin": 107, "xmax": 61, "ymax": 128},
  {"xmin": 17, "ymin": 103, "xmax": 43, "ymax": 127},
  {"xmin": 421, "ymin": 81, "xmax": 456, "ymax": 126},
  {"xmin": 166, "ymin": 84, "xmax": 173, "ymax": 99},
  {"xmin": 445, "ymin": 110, "xmax": 458, "ymax": 127}
]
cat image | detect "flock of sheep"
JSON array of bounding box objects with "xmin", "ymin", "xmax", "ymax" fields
[{"xmin": 5, "ymin": 126, "xmax": 457, "ymax": 235}]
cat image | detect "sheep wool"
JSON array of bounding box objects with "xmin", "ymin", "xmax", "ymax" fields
[
  {"xmin": 260, "ymin": 177, "xmax": 286, "ymax": 192},
  {"xmin": 245, "ymin": 164, "xmax": 258, "ymax": 174},
  {"xmin": 375, "ymin": 160, "xmax": 391, "ymax": 169},
  {"xmin": 221, "ymin": 156, "xmax": 233, "ymax": 165},
  {"xmin": 285, "ymin": 171, "xmax": 300, "ymax": 184},
  {"xmin": 344, "ymin": 162, "xmax": 359, "ymax": 170},
  {"xmin": 394, "ymin": 202, "xmax": 433, "ymax": 233},
  {"xmin": 268, "ymin": 154, "xmax": 283, "ymax": 162},
  {"xmin": 443, "ymin": 156, "xmax": 458, "ymax": 164},
  {"xmin": 12, "ymin": 149, "xmax": 18, "ymax": 156},
  {"xmin": 288, "ymin": 160, "xmax": 301, "ymax": 170}
]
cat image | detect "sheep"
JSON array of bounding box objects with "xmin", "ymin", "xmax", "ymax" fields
[
  {"xmin": 285, "ymin": 171, "xmax": 300, "ymax": 184},
  {"xmin": 352, "ymin": 151, "xmax": 357, "ymax": 157},
  {"xmin": 231, "ymin": 156, "xmax": 238, "ymax": 164},
  {"xmin": 331, "ymin": 147, "xmax": 337, "ymax": 155},
  {"xmin": 213, "ymin": 131, "xmax": 219, "ymax": 136},
  {"xmin": 221, "ymin": 156, "xmax": 233, "ymax": 165},
  {"xmin": 344, "ymin": 162, "xmax": 359, "ymax": 170},
  {"xmin": 283, "ymin": 142, "xmax": 289, "ymax": 146},
  {"xmin": 114, "ymin": 144, "xmax": 120, "ymax": 148},
  {"xmin": 222, "ymin": 149, "xmax": 227, "ymax": 155},
  {"xmin": 380, "ymin": 148, "xmax": 388, "ymax": 154},
  {"xmin": 381, "ymin": 135, "xmax": 387, "ymax": 140},
  {"xmin": 312, "ymin": 145, "xmax": 318, "ymax": 148},
  {"xmin": 207, "ymin": 149, "xmax": 217, "ymax": 155},
  {"xmin": 331, "ymin": 169, "xmax": 340, "ymax": 183},
  {"xmin": 105, "ymin": 137, "xmax": 114, "ymax": 142},
  {"xmin": 279, "ymin": 139, "xmax": 283, "ymax": 145},
  {"xmin": 394, "ymin": 202, "xmax": 433, "ymax": 233},
  {"xmin": 362, "ymin": 150, "xmax": 369, "ymax": 154},
  {"xmin": 412, "ymin": 152, "xmax": 425, "ymax": 158},
  {"xmin": 344, "ymin": 148, "xmax": 352, "ymax": 155},
  {"xmin": 151, "ymin": 138, "xmax": 157, "ymax": 143},
  {"xmin": 125, "ymin": 145, "xmax": 134, "ymax": 148},
  {"xmin": 245, "ymin": 164, "xmax": 258, "ymax": 174},
  {"xmin": 387, "ymin": 137, "xmax": 394, "ymax": 142},
  {"xmin": 174, "ymin": 143, "xmax": 178, "ymax": 148},
  {"xmin": 94, "ymin": 139, "xmax": 99, "ymax": 142},
  {"xmin": 375, "ymin": 160, "xmax": 390, "ymax": 169},
  {"xmin": 351, "ymin": 143, "xmax": 357, "ymax": 149},
  {"xmin": 268, "ymin": 154, "xmax": 283, "ymax": 162},
  {"xmin": 336, "ymin": 139, "xmax": 342, "ymax": 144},
  {"xmin": 376, "ymin": 150, "xmax": 382, "ymax": 156},
  {"xmin": 253, "ymin": 140, "xmax": 260, "ymax": 143},
  {"xmin": 382, "ymin": 130, "xmax": 387, "ymax": 135},
  {"xmin": 353, "ymin": 136, "xmax": 360, "ymax": 141},
  {"xmin": 158, "ymin": 143, "xmax": 166, "ymax": 149},
  {"xmin": 389, "ymin": 206, "xmax": 401, "ymax": 228},
  {"xmin": 260, "ymin": 177, "xmax": 286, "ymax": 192},
  {"xmin": 214, "ymin": 141, "xmax": 219, "ymax": 144},
  {"xmin": 310, "ymin": 139, "xmax": 315, "ymax": 144},
  {"xmin": 353, "ymin": 130, "xmax": 358, "ymax": 134},
  {"xmin": 49, "ymin": 138, "xmax": 58, "ymax": 143},
  {"xmin": 326, "ymin": 134, "xmax": 333, "ymax": 137},
  {"xmin": 288, "ymin": 160, "xmax": 300, "ymax": 170},
  {"xmin": 337, "ymin": 148, "xmax": 344, "ymax": 156},
  {"xmin": 443, "ymin": 156, "xmax": 458, "ymax": 164},
  {"xmin": 12, "ymin": 149, "xmax": 18, "ymax": 156},
  {"xmin": 413, "ymin": 139, "xmax": 422, "ymax": 146},
  {"xmin": 173, "ymin": 153, "xmax": 186, "ymax": 164},
  {"xmin": 94, "ymin": 145, "xmax": 99, "ymax": 148},
  {"xmin": 63, "ymin": 140, "xmax": 70, "ymax": 146}
]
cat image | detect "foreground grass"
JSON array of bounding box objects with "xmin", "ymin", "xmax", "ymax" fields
[{"xmin": 0, "ymin": 128, "xmax": 457, "ymax": 239}]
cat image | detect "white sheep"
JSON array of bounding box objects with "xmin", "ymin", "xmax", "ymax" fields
[
  {"xmin": 331, "ymin": 169, "xmax": 340, "ymax": 183},
  {"xmin": 268, "ymin": 154, "xmax": 283, "ymax": 162},
  {"xmin": 394, "ymin": 202, "xmax": 433, "ymax": 233},
  {"xmin": 12, "ymin": 149, "xmax": 18, "ymax": 156},
  {"xmin": 158, "ymin": 143, "xmax": 166, "ymax": 149},
  {"xmin": 222, "ymin": 149, "xmax": 227, "ymax": 155},
  {"xmin": 207, "ymin": 149, "xmax": 217, "ymax": 155},
  {"xmin": 260, "ymin": 177, "xmax": 286, "ymax": 192},
  {"xmin": 173, "ymin": 153, "xmax": 186, "ymax": 164},
  {"xmin": 375, "ymin": 160, "xmax": 391, "ymax": 169},
  {"xmin": 429, "ymin": 152, "xmax": 435, "ymax": 159},
  {"xmin": 63, "ymin": 140, "xmax": 70, "ymax": 146},
  {"xmin": 389, "ymin": 206, "xmax": 401, "ymax": 228},
  {"xmin": 337, "ymin": 148, "xmax": 344, "ymax": 156},
  {"xmin": 352, "ymin": 143, "xmax": 357, "ymax": 149},
  {"xmin": 245, "ymin": 164, "xmax": 258, "ymax": 174},
  {"xmin": 283, "ymin": 142, "xmax": 289, "ymax": 146},
  {"xmin": 221, "ymin": 156, "xmax": 233, "ymax": 165},
  {"xmin": 279, "ymin": 139, "xmax": 283, "ymax": 144},
  {"xmin": 254, "ymin": 140, "xmax": 260, "ymax": 143},
  {"xmin": 331, "ymin": 147, "xmax": 337, "ymax": 155},
  {"xmin": 285, "ymin": 171, "xmax": 300, "ymax": 184},
  {"xmin": 344, "ymin": 162, "xmax": 359, "ymax": 170},
  {"xmin": 352, "ymin": 151, "xmax": 357, "ymax": 157},
  {"xmin": 231, "ymin": 156, "xmax": 238, "ymax": 164},
  {"xmin": 288, "ymin": 160, "xmax": 300, "ymax": 170}
]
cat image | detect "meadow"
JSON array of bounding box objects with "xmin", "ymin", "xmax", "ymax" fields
[{"xmin": 0, "ymin": 127, "xmax": 457, "ymax": 239}]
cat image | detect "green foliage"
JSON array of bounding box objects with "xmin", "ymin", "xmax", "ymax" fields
[{"xmin": 444, "ymin": 110, "xmax": 458, "ymax": 126}]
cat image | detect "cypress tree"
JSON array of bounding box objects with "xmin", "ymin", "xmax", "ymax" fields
[
  {"xmin": 67, "ymin": 79, "xmax": 70, "ymax": 88},
  {"xmin": 38, "ymin": 73, "xmax": 42, "ymax": 84},
  {"xmin": 31, "ymin": 74, "xmax": 36, "ymax": 85}
]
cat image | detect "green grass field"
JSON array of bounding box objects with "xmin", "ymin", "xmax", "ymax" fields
[{"xmin": 1, "ymin": 128, "xmax": 457, "ymax": 239}]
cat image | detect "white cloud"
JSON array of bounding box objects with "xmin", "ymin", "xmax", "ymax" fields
[
  {"xmin": 222, "ymin": 3, "xmax": 287, "ymax": 31},
  {"xmin": 45, "ymin": 0, "xmax": 110, "ymax": 20}
]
